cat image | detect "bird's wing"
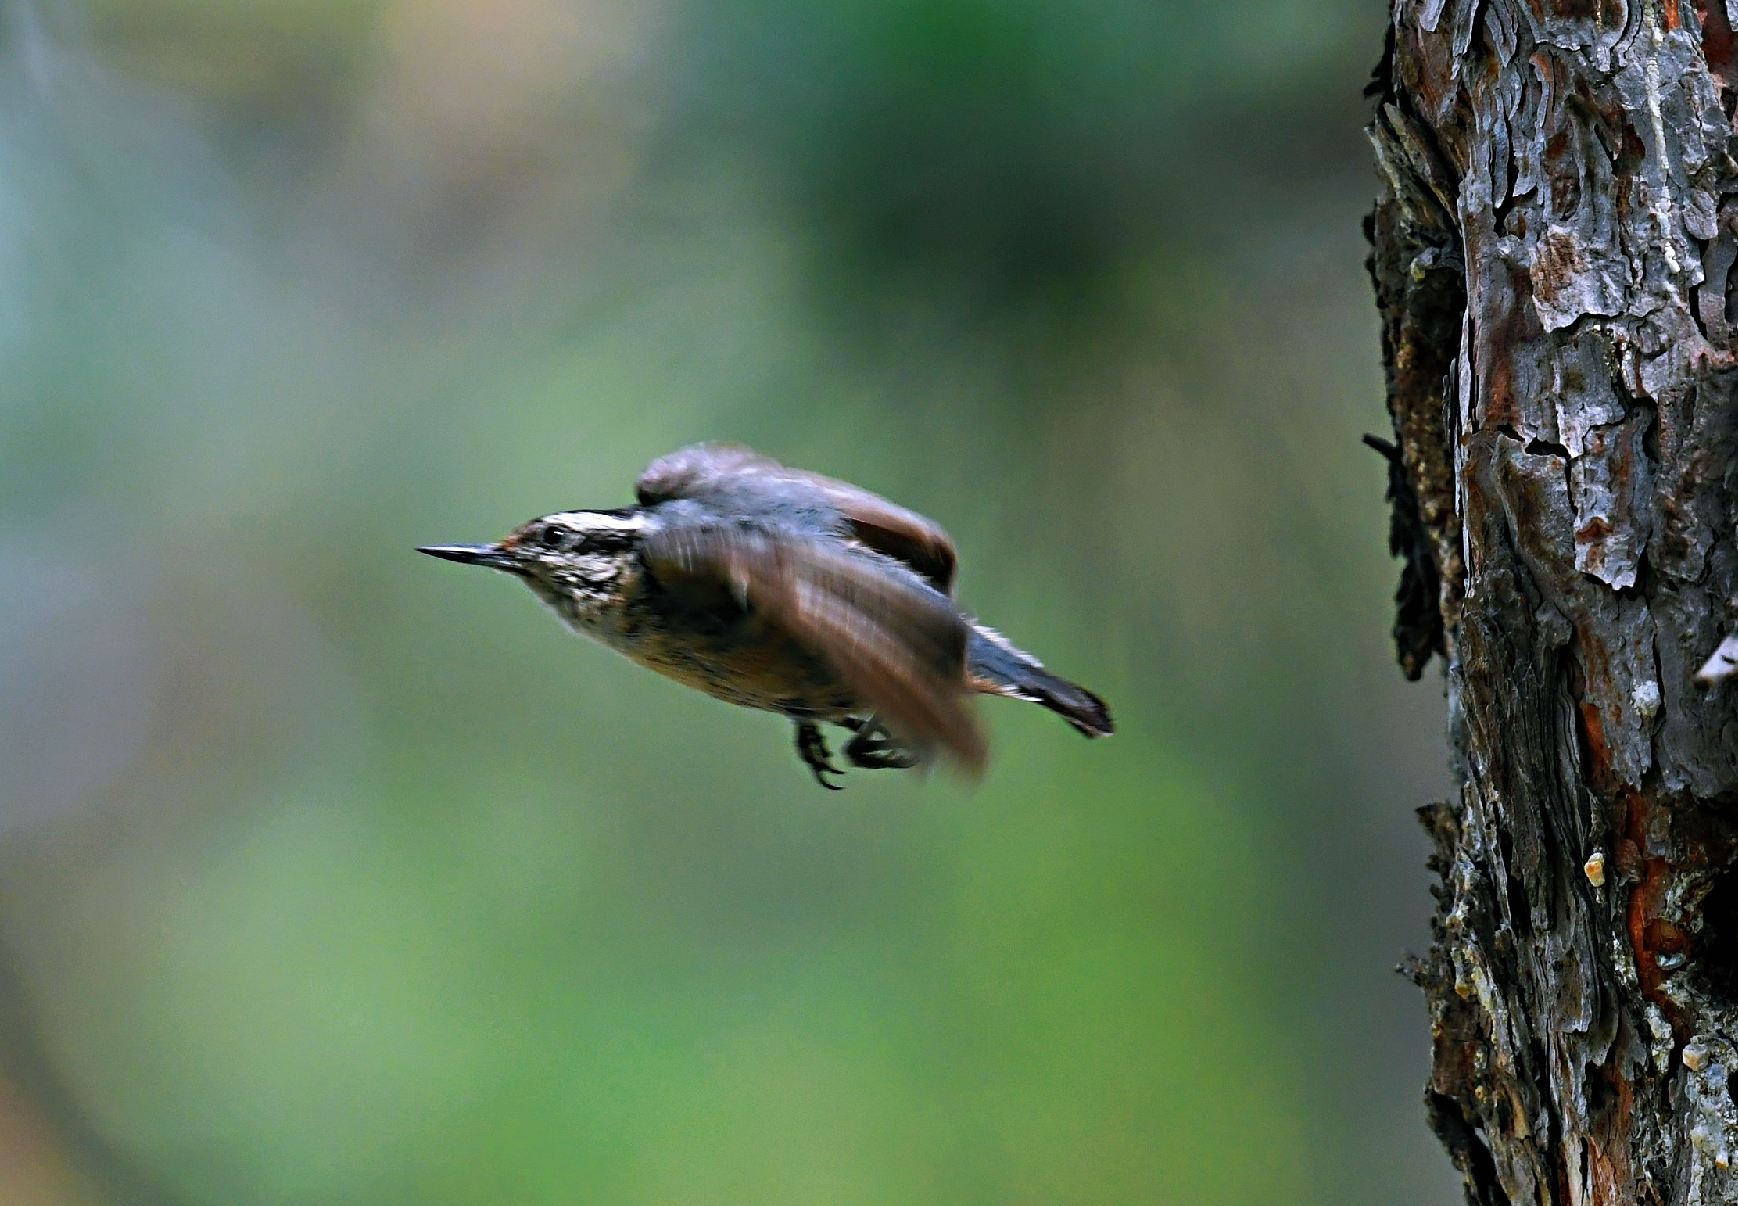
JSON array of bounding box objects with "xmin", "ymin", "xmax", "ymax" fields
[
  {"xmin": 636, "ymin": 444, "xmax": 958, "ymax": 594},
  {"xmin": 640, "ymin": 516, "xmax": 986, "ymax": 773}
]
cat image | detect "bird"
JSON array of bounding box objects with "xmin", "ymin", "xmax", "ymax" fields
[{"xmin": 418, "ymin": 444, "xmax": 1113, "ymax": 788}]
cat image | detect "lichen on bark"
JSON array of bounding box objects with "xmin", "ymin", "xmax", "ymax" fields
[{"xmin": 1369, "ymin": 1, "xmax": 1738, "ymax": 1202}]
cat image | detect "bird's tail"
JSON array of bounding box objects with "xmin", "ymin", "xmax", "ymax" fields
[{"xmin": 966, "ymin": 625, "xmax": 1114, "ymax": 738}]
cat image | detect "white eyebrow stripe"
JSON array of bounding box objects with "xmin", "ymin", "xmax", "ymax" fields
[{"xmin": 547, "ymin": 512, "xmax": 651, "ymax": 533}]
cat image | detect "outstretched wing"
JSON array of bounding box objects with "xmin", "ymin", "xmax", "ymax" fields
[
  {"xmin": 636, "ymin": 444, "xmax": 958, "ymax": 594},
  {"xmin": 640, "ymin": 516, "xmax": 986, "ymax": 773}
]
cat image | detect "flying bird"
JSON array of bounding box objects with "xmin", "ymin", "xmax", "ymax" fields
[{"xmin": 419, "ymin": 444, "xmax": 1112, "ymax": 787}]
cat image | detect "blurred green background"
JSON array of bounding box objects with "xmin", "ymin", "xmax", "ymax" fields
[{"xmin": 0, "ymin": 0, "xmax": 1458, "ymax": 1202}]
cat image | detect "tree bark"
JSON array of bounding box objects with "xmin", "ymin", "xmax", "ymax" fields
[{"xmin": 1368, "ymin": 2, "xmax": 1738, "ymax": 1203}]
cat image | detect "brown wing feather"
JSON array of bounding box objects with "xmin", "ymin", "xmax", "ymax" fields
[
  {"xmin": 634, "ymin": 443, "xmax": 770, "ymax": 502},
  {"xmin": 641, "ymin": 520, "xmax": 985, "ymax": 773},
  {"xmin": 636, "ymin": 444, "xmax": 958, "ymax": 594}
]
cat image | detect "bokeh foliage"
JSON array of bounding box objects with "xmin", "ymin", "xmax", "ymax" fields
[{"xmin": 0, "ymin": 1, "xmax": 1456, "ymax": 1203}]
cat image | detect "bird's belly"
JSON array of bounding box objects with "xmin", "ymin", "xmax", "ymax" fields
[{"xmin": 601, "ymin": 614, "xmax": 858, "ymax": 719}]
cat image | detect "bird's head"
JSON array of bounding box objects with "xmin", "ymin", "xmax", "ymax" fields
[{"xmin": 418, "ymin": 509, "xmax": 650, "ymax": 623}]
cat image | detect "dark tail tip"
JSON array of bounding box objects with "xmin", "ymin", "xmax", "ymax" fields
[
  {"xmin": 1029, "ymin": 676, "xmax": 1113, "ymax": 738},
  {"xmin": 1056, "ymin": 686, "xmax": 1114, "ymax": 738},
  {"xmin": 964, "ymin": 626, "xmax": 1112, "ymax": 738}
]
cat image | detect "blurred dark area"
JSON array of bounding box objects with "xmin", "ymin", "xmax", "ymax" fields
[{"xmin": 0, "ymin": 0, "xmax": 1458, "ymax": 1202}]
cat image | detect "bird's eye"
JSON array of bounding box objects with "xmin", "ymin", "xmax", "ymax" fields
[{"xmin": 539, "ymin": 527, "xmax": 567, "ymax": 550}]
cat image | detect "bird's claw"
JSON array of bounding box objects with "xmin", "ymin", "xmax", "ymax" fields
[
  {"xmin": 843, "ymin": 719, "xmax": 920, "ymax": 770},
  {"xmin": 795, "ymin": 721, "xmax": 845, "ymax": 790}
]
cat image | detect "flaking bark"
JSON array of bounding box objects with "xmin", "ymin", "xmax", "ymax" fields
[{"xmin": 1369, "ymin": 2, "xmax": 1738, "ymax": 1203}]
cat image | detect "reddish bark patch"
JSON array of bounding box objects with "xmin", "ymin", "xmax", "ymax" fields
[
  {"xmin": 1623, "ymin": 791, "xmax": 1690, "ymax": 1036},
  {"xmin": 1403, "ymin": 24, "xmax": 1458, "ymax": 127},
  {"xmin": 1576, "ymin": 515, "xmax": 1617, "ymax": 579},
  {"xmin": 1697, "ymin": 0, "xmax": 1738, "ymax": 86},
  {"xmin": 1551, "ymin": 0, "xmax": 1629, "ymax": 23},
  {"xmin": 1542, "ymin": 123, "xmax": 1581, "ymax": 216},
  {"xmin": 1580, "ymin": 699, "xmax": 1616, "ymax": 788},
  {"xmin": 1478, "ymin": 260, "xmax": 1541, "ymax": 431},
  {"xmin": 1586, "ymin": 1062, "xmax": 1636, "ymax": 1200},
  {"xmin": 1530, "ymin": 226, "xmax": 1585, "ymax": 309},
  {"xmin": 1483, "ymin": 311, "xmax": 1532, "ymax": 430}
]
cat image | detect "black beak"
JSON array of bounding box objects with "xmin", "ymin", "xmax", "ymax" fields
[{"xmin": 416, "ymin": 543, "xmax": 516, "ymax": 570}]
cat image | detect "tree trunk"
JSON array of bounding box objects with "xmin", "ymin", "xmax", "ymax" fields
[{"xmin": 1368, "ymin": 2, "xmax": 1738, "ymax": 1203}]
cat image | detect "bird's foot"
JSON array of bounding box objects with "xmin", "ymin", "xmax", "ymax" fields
[
  {"xmin": 795, "ymin": 721, "xmax": 845, "ymax": 790},
  {"xmin": 843, "ymin": 718, "xmax": 920, "ymax": 770}
]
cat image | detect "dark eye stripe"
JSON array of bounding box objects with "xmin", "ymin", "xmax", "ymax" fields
[
  {"xmin": 530, "ymin": 523, "xmax": 639, "ymax": 554},
  {"xmin": 576, "ymin": 530, "xmax": 637, "ymax": 554}
]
